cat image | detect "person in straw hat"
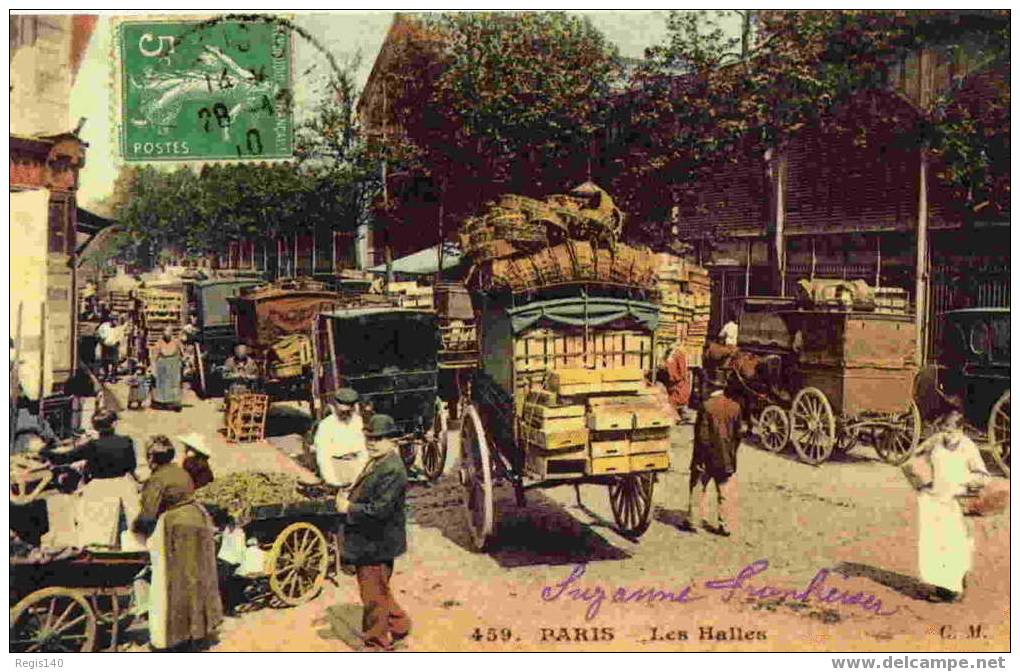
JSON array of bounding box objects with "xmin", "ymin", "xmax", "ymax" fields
[
  {"xmin": 132, "ymin": 435, "xmax": 222, "ymax": 650},
  {"xmin": 179, "ymin": 432, "xmax": 214, "ymax": 489},
  {"xmin": 334, "ymin": 414, "xmax": 410, "ymax": 651}
]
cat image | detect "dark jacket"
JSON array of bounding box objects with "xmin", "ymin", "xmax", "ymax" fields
[
  {"xmin": 342, "ymin": 451, "xmax": 407, "ymax": 565},
  {"xmin": 44, "ymin": 434, "xmax": 136, "ymax": 479},
  {"xmin": 693, "ymin": 392, "xmax": 743, "ymax": 478}
]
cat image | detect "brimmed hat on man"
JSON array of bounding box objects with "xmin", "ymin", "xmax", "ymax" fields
[
  {"xmin": 177, "ymin": 432, "xmax": 211, "ymax": 458},
  {"xmin": 365, "ymin": 414, "xmax": 400, "ymax": 439},
  {"xmin": 333, "ymin": 388, "xmax": 360, "ymax": 406}
]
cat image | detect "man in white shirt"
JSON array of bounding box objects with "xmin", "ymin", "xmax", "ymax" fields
[
  {"xmin": 97, "ymin": 315, "xmax": 124, "ymax": 382},
  {"xmin": 718, "ymin": 319, "xmax": 739, "ymax": 347},
  {"xmin": 313, "ymin": 388, "xmax": 368, "ymax": 489}
]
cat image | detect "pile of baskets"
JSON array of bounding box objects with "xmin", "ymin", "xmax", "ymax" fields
[
  {"xmin": 481, "ymin": 241, "xmax": 658, "ymax": 292},
  {"xmin": 459, "ymin": 183, "xmax": 625, "ymax": 262}
]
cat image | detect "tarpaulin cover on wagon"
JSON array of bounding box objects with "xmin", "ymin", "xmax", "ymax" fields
[{"xmin": 506, "ymin": 296, "xmax": 660, "ymax": 334}]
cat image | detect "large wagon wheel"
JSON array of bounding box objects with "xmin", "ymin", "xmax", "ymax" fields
[
  {"xmin": 875, "ymin": 401, "xmax": 922, "ymax": 466},
  {"xmin": 756, "ymin": 405, "xmax": 790, "ymax": 453},
  {"xmin": 790, "ymin": 387, "xmax": 836, "ymax": 465},
  {"xmin": 421, "ymin": 401, "xmax": 449, "ymax": 481},
  {"xmin": 609, "ymin": 474, "xmax": 654, "ymax": 538},
  {"xmin": 989, "ymin": 390, "xmax": 1010, "ymax": 477},
  {"xmin": 10, "ymin": 587, "xmax": 97, "ymax": 653},
  {"xmin": 459, "ymin": 404, "xmax": 494, "ymax": 551},
  {"xmin": 267, "ymin": 522, "xmax": 330, "ymax": 606}
]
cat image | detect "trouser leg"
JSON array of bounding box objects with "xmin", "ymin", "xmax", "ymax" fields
[
  {"xmin": 716, "ymin": 475, "xmax": 737, "ymax": 530},
  {"xmin": 383, "ymin": 563, "xmax": 411, "ymax": 639},
  {"xmin": 356, "ymin": 564, "xmax": 392, "ymax": 647}
]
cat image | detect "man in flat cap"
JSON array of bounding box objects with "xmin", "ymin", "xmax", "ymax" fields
[
  {"xmin": 334, "ymin": 414, "xmax": 410, "ymax": 651},
  {"xmin": 313, "ymin": 388, "xmax": 367, "ymax": 490}
]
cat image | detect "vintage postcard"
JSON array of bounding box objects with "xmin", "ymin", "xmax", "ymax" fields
[{"xmin": 8, "ymin": 8, "xmax": 1010, "ymax": 659}]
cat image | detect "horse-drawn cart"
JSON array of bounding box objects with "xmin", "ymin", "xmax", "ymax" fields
[
  {"xmin": 460, "ymin": 284, "xmax": 674, "ymax": 550},
  {"xmin": 734, "ymin": 294, "xmax": 922, "ymax": 466},
  {"xmin": 312, "ymin": 308, "xmax": 447, "ymax": 480},
  {"xmin": 229, "ymin": 279, "xmax": 342, "ymax": 412}
]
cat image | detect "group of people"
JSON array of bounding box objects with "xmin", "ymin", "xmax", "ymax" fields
[
  {"xmin": 669, "ymin": 320, "xmax": 991, "ymax": 604},
  {"xmin": 41, "ymin": 413, "xmax": 221, "ymax": 650},
  {"xmin": 94, "ymin": 306, "xmax": 188, "ymax": 413}
]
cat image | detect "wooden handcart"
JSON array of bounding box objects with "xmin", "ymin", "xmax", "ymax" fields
[{"xmin": 10, "ymin": 549, "xmax": 149, "ymax": 653}]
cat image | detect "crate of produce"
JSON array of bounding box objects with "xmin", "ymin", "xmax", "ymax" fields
[
  {"xmin": 525, "ymin": 447, "xmax": 588, "ymax": 480},
  {"xmin": 522, "ymin": 425, "xmax": 588, "ymax": 451},
  {"xmin": 590, "ymin": 431, "xmax": 630, "ymax": 458},
  {"xmin": 629, "ymin": 453, "xmax": 670, "ymax": 472},
  {"xmin": 589, "ymin": 455, "xmax": 631, "ymax": 476}
]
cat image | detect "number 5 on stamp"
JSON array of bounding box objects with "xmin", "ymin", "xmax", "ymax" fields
[{"xmin": 117, "ymin": 18, "xmax": 293, "ymax": 161}]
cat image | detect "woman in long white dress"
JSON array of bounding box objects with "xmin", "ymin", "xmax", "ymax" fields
[{"xmin": 915, "ymin": 405, "xmax": 990, "ymax": 602}]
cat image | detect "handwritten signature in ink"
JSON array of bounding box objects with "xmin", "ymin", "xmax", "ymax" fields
[{"xmin": 540, "ymin": 559, "xmax": 899, "ymax": 620}]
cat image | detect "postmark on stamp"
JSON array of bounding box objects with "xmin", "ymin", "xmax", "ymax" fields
[{"xmin": 118, "ymin": 18, "xmax": 293, "ymax": 161}]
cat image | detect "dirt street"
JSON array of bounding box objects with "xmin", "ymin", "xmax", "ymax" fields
[{"xmin": 44, "ymin": 385, "xmax": 1010, "ymax": 652}]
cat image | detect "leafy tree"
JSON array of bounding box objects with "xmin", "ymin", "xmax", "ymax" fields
[
  {"xmin": 614, "ymin": 9, "xmax": 1010, "ymax": 223},
  {"xmin": 384, "ymin": 12, "xmax": 621, "ymax": 227}
]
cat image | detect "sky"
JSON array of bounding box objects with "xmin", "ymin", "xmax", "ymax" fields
[{"xmin": 69, "ymin": 11, "xmax": 690, "ymax": 211}]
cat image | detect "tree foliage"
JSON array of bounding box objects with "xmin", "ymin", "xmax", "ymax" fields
[
  {"xmin": 384, "ymin": 12, "xmax": 621, "ymax": 224},
  {"xmin": 615, "ymin": 9, "xmax": 1010, "ymax": 221}
]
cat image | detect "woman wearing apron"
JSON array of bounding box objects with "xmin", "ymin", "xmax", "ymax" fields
[{"xmin": 132, "ymin": 436, "xmax": 222, "ymax": 650}]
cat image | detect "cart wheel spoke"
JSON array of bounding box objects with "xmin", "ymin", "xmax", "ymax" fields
[
  {"xmin": 989, "ymin": 391, "xmax": 1010, "ymax": 477},
  {"xmin": 268, "ymin": 522, "xmax": 329, "ymax": 606}
]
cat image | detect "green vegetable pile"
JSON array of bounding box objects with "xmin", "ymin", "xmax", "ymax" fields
[{"xmin": 195, "ymin": 471, "xmax": 307, "ymax": 520}]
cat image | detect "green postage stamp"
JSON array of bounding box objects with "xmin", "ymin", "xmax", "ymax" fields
[{"xmin": 118, "ymin": 18, "xmax": 293, "ymax": 161}]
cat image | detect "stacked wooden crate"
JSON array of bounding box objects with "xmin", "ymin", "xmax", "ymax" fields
[
  {"xmin": 386, "ymin": 281, "xmax": 434, "ymax": 310},
  {"xmin": 520, "ymin": 367, "xmax": 671, "ymax": 480},
  {"xmin": 683, "ymin": 266, "xmax": 712, "ymax": 368},
  {"xmin": 874, "ymin": 287, "xmax": 909, "ymax": 314},
  {"xmin": 108, "ymin": 291, "xmax": 135, "ymax": 318},
  {"xmin": 653, "ymin": 254, "xmax": 688, "ymax": 363},
  {"xmin": 137, "ymin": 288, "xmax": 184, "ymax": 349}
]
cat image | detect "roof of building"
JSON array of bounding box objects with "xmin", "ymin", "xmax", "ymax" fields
[{"xmin": 368, "ymin": 243, "xmax": 463, "ymax": 275}]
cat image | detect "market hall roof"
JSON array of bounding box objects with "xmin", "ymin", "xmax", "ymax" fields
[{"xmin": 367, "ymin": 243, "xmax": 463, "ymax": 275}]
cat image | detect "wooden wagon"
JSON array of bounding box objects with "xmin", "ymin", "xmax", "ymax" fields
[
  {"xmin": 228, "ymin": 279, "xmax": 342, "ymax": 411},
  {"xmin": 10, "ymin": 549, "xmax": 149, "ymax": 652},
  {"xmin": 460, "ymin": 286, "xmax": 674, "ymax": 550},
  {"xmin": 746, "ymin": 308, "xmax": 922, "ymax": 466},
  {"xmin": 10, "ymin": 498, "xmax": 345, "ymax": 652},
  {"xmin": 312, "ymin": 307, "xmax": 446, "ymax": 480}
]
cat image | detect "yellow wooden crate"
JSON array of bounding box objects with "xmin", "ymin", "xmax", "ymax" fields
[
  {"xmin": 548, "ymin": 368, "xmax": 601, "ymax": 388},
  {"xmin": 521, "ymin": 401, "xmax": 585, "ymax": 420},
  {"xmin": 630, "ymin": 453, "xmax": 670, "ymax": 472},
  {"xmin": 633, "ymin": 405, "xmax": 672, "ymax": 429},
  {"xmin": 588, "ymin": 407, "xmax": 633, "ymax": 431},
  {"xmin": 523, "ymin": 414, "xmax": 587, "ymax": 433},
  {"xmin": 522, "ymin": 425, "xmax": 588, "ymax": 451},
  {"xmin": 591, "ymin": 437, "xmax": 630, "ymax": 459},
  {"xmin": 600, "ymin": 367, "xmax": 643, "ymax": 383},
  {"xmin": 525, "ymin": 447, "xmax": 589, "ymax": 479},
  {"xmin": 630, "ymin": 437, "xmax": 671, "ymax": 455},
  {"xmin": 590, "ymin": 455, "xmax": 631, "ymax": 476}
]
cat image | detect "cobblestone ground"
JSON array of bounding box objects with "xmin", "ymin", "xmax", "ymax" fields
[{"xmin": 38, "ymin": 384, "xmax": 1010, "ymax": 652}]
